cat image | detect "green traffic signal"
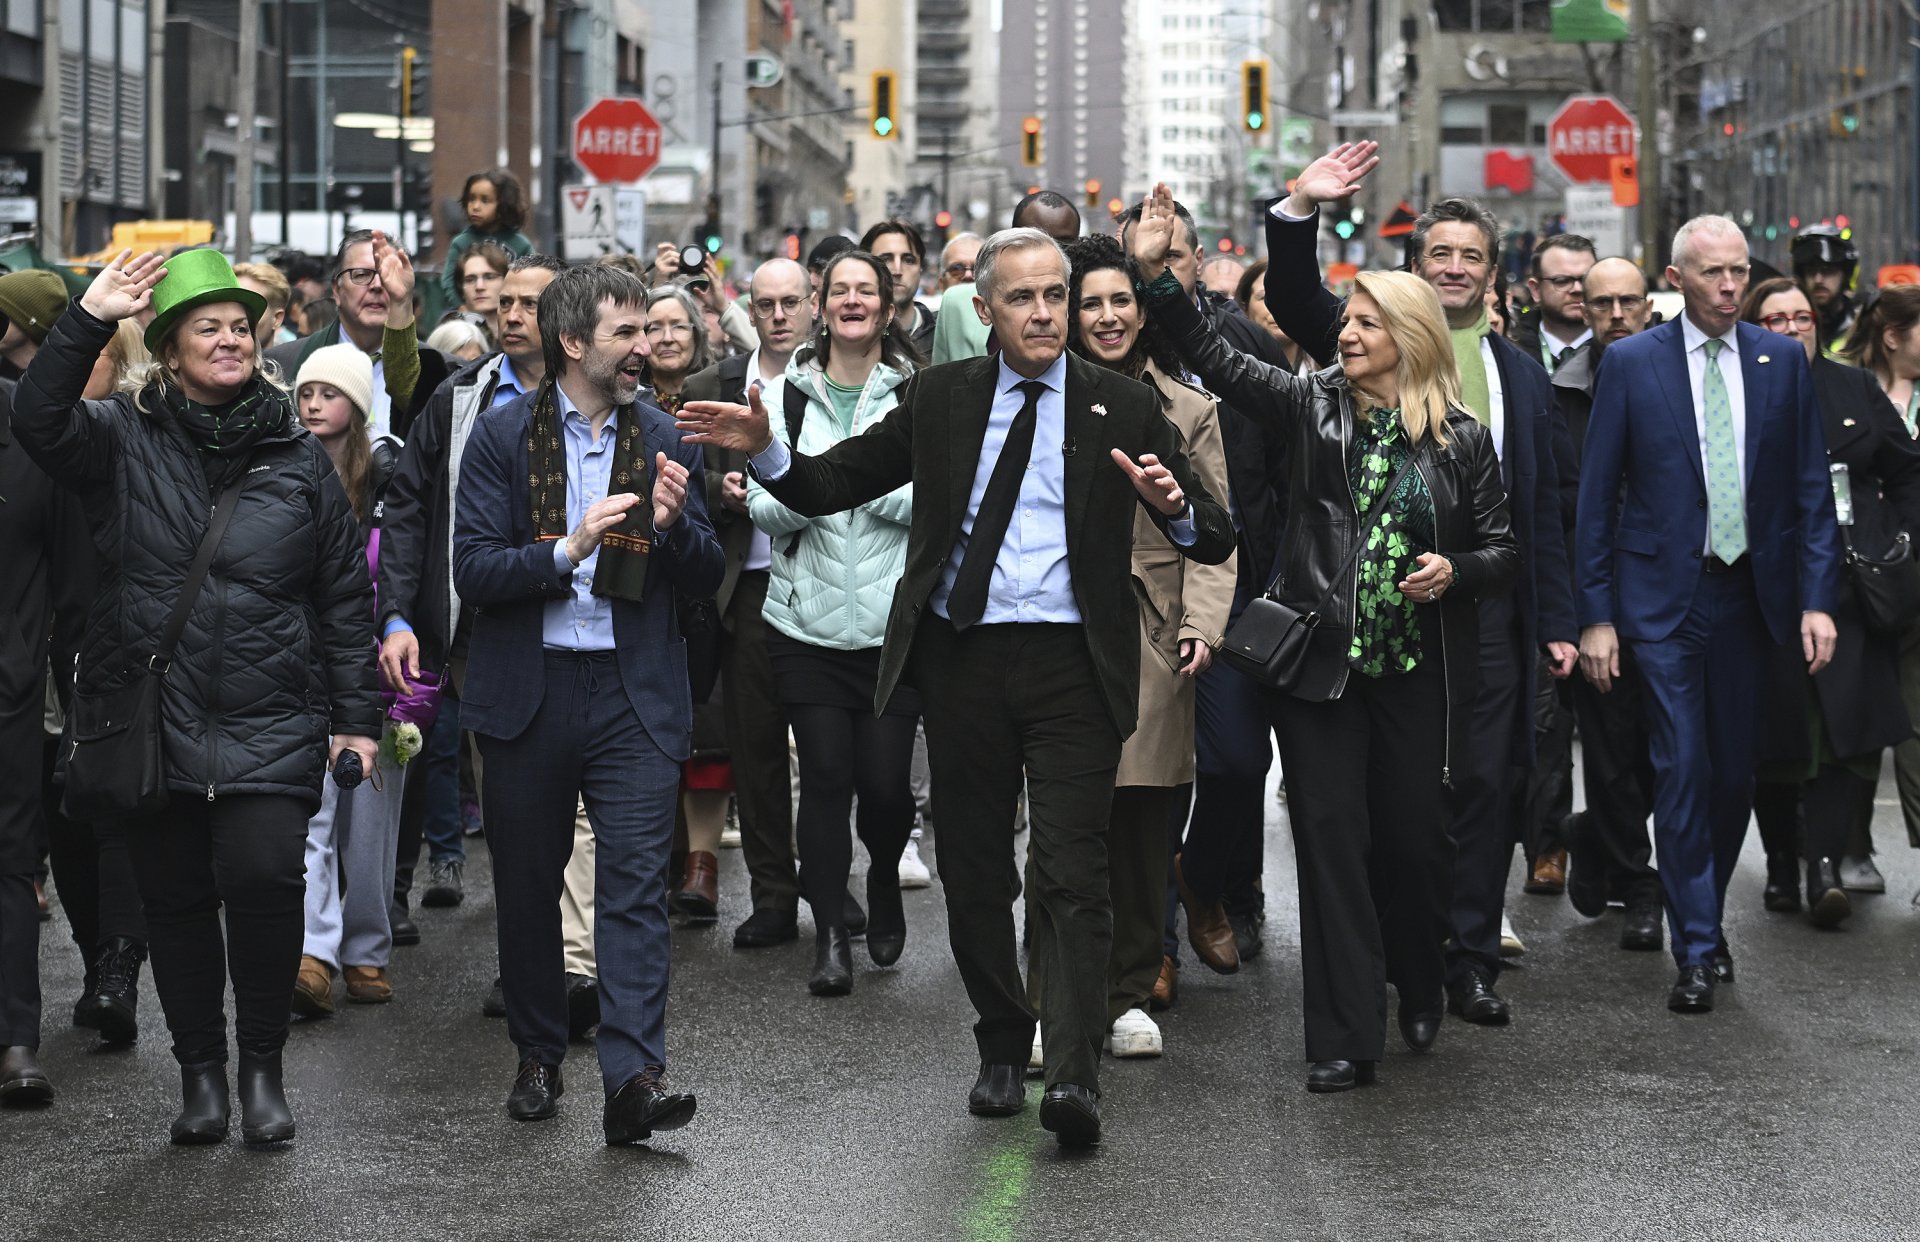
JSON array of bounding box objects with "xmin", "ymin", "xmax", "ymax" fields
[
  {"xmin": 874, "ymin": 116, "xmax": 894, "ymax": 138},
  {"xmin": 1247, "ymin": 111, "xmax": 1265, "ymax": 131},
  {"xmin": 1334, "ymin": 220, "xmax": 1356, "ymax": 239},
  {"xmin": 704, "ymin": 235, "xmax": 723, "ymax": 254}
]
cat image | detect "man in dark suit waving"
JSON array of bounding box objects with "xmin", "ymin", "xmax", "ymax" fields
[
  {"xmin": 679, "ymin": 228, "xmax": 1233, "ymax": 1148},
  {"xmin": 1575, "ymin": 215, "xmax": 1840, "ymax": 1013}
]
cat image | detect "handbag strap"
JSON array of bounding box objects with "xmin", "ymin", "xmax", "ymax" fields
[
  {"xmin": 151, "ymin": 468, "xmax": 251, "ymax": 674},
  {"xmin": 1265, "ymin": 449, "xmax": 1422, "ymax": 612}
]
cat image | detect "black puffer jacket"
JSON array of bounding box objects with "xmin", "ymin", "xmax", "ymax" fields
[{"xmin": 12, "ymin": 301, "xmax": 381, "ymax": 813}]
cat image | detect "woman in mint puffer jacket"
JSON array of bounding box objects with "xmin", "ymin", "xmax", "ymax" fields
[{"xmin": 747, "ymin": 249, "xmax": 922, "ymax": 999}]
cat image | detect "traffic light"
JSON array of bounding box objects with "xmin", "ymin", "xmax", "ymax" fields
[
  {"xmin": 1328, "ymin": 207, "xmax": 1363, "ymax": 240},
  {"xmin": 1021, "ymin": 116, "xmax": 1042, "ymax": 168},
  {"xmin": 934, "ymin": 210, "xmax": 952, "ymax": 230},
  {"xmin": 700, "ymin": 217, "xmax": 723, "ymax": 255},
  {"xmin": 871, "ymin": 71, "xmax": 897, "ymax": 139},
  {"xmin": 1084, "ymin": 179, "xmax": 1101, "ymax": 208},
  {"xmin": 400, "ymin": 47, "xmax": 419, "ymax": 119},
  {"xmin": 1241, "ymin": 60, "xmax": 1269, "ymax": 133},
  {"xmin": 784, "ymin": 233, "xmax": 801, "ymax": 261}
]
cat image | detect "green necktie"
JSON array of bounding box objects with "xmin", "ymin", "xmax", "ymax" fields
[{"xmin": 1702, "ymin": 338, "xmax": 1747, "ymax": 560}]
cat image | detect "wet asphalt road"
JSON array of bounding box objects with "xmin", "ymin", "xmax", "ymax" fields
[{"xmin": 8, "ymin": 761, "xmax": 1920, "ymax": 1242}]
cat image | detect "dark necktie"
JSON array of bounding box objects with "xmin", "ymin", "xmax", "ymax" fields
[{"xmin": 946, "ymin": 380, "xmax": 1046, "ymax": 630}]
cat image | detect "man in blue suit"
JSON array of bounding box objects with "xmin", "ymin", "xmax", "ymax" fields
[
  {"xmin": 453, "ymin": 263, "xmax": 724, "ymax": 1140},
  {"xmin": 1576, "ymin": 215, "xmax": 1840, "ymax": 1013}
]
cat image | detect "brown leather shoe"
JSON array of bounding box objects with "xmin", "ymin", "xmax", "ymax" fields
[
  {"xmin": 291, "ymin": 955, "xmax": 334, "ymax": 1017},
  {"xmin": 1525, "ymin": 849, "xmax": 1568, "ymax": 895},
  {"xmin": 1176, "ymin": 855, "xmax": 1239, "ymax": 975},
  {"xmin": 1150, "ymin": 955, "xmax": 1178, "ymax": 1011},
  {"xmin": 670, "ymin": 851, "xmax": 719, "ymax": 921},
  {"xmin": 343, "ymin": 965, "xmax": 392, "ymax": 1004}
]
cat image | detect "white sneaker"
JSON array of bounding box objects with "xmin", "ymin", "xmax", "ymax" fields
[
  {"xmin": 1499, "ymin": 913, "xmax": 1526, "ymax": 957},
  {"xmin": 1028, "ymin": 1031, "xmax": 1045, "ymax": 1074},
  {"xmin": 1105, "ymin": 1007, "xmax": 1164, "ymax": 1058},
  {"xmin": 898, "ymin": 838, "xmax": 931, "ymax": 888}
]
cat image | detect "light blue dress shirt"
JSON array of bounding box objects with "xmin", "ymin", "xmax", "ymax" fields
[
  {"xmin": 489, "ymin": 354, "xmax": 527, "ymax": 408},
  {"xmin": 750, "ymin": 352, "xmax": 1196, "ymax": 625},
  {"xmin": 544, "ymin": 384, "xmax": 621, "ymax": 651}
]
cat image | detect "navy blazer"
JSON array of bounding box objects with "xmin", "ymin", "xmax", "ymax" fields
[
  {"xmin": 1574, "ymin": 318, "xmax": 1841, "ymax": 644},
  {"xmin": 451, "ymin": 391, "xmax": 725, "ymax": 755}
]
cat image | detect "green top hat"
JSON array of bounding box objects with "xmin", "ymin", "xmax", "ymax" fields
[{"xmin": 143, "ymin": 248, "xmax": 268, "ymax": 353}]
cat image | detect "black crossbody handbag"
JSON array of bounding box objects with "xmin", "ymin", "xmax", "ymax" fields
[
  {"xmin": 62, "ymin": 468, "xmax": 250, "ymax": 821},
  {"xmin": 1219, "ymin": 455, "xmax": 1420, "ymax": 701},
  {"xmin": 1842, "ymin": 526, "xmax": 1920, "ymax": 635}
]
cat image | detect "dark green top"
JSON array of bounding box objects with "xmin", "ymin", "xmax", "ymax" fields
[{"xmin": 1345, "ymin": 405, "xmax": 1435, "ymax": 677}]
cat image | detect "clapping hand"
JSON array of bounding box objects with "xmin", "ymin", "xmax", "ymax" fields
[
  {"xmin": 1130, "ymin": 183, "xmax": 1181, "ymax": 280},
  {"xmin": 1112, "ymin": 450, "xmax": 1188, "ymax": 517},
  {"xmin": 80, "ymin": 250, "xmax": 168, "ymax": 323},
  {"xmin": 678, "ymin": 385, "xmax": 776, "ymax": 456},
  {"xmin": 1283, "ymin": 141, "xmax": 1381, "ymax": 216},
  {"xmin": 653, "ymin": 452, "xmax": 691, "ymax": 529}
]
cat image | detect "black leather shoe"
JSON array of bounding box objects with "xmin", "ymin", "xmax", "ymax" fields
[
  {"xmin": 603, "ymin": 1070, "xmax": 697, "ymax": 1145},
  {"xmin": 1039, "ymin": 1083, "xmax": 1101, "ymax": 1148},
  {"xmin": 866, "ymin": 877, "xmax": 905, "ymax": 967},
  {"xmin": 1764, "ymin": 853, "xmax": 1803, "ymax": 913},
  {"xmin": 1306, "ymin": 1060, "xmax": 1378, "ymax": 1093},
  {"xmin": 0, "ymin": 1046, "xmax": 52, "ymax": 1106},
  {"xmin": 506, "ymin": 1057, "xmax": 563, "ymax": 1121},
  {"xmin": 1709, "ymin": 948, "xmax": 1735, "ymax": 984},
  {"xmin": 482, "ymin": 977, "xmax": 507, "ymax": 1018},
  {"xmin": 1230, "ymin": 911, "xmax": 1264, "ymax": 962},
  {"xmin": 236, "ymin": 1051, "xmax": 295, "ymax": 1147},
  {"xmin": 1668, "ymin": 965, "xmax": 1715, "ymax": 1013},
  {"xmin": 389, "ymin": 904, "xmax": 421, "ymax": 947},
  {"xmin": 1446, "ymin": 970, "xmax": 1512, "ymax": 1025},
  {"xmin": 170, "ymin": 1060, "xmax": 229, "ymax": 1144},
  {"xmin": 808, "ymin": 925, "xmax": 853, "ymax": 996},
  {"xmin": 842, "ymin": 890, "xmax": 868, "ymax": 936},
  {"xmin": 1619, "ymin": 901, "xmax": 1664, "ymax": 952},
  {"xmin": 967, "ymin": 1063, "xmax": 1026, "ymax": 1117},
  {"xmin": 1806, "ymin": 858, "xmax": 1852, "ymax": 929},
  {"xmin": 732, "ymin": 907, "xmax": 799, "ymax": 949},
  {"xmin": 1397, "ymin": 997, "xmax": 1444, "ymax": 1054},
  {"xmin": 566, "ymin": 973, "xmax": 601, "ymax": 1040},
  {"xmin": 1563, "ymin": 811, "xmax": 1609, "ymax": 918},
  {"xmin": 77, "ymin": 936, "xmax": 143, "ymax": 1045}
]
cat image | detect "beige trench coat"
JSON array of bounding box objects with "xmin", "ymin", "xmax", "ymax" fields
[{"xmin": 1116, "ymin": 360, "xmax": 1238, "ymax": 788}]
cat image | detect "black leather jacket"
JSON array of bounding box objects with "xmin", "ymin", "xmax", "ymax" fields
[{"xmin": 1149, "ymin": 282, "xmax": 1520, "ymax": 773}]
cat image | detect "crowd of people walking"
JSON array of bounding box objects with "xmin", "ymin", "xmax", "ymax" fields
[{"xmin": 2, "ymin": 144, "xmax": 1917, "ymax": 1153}]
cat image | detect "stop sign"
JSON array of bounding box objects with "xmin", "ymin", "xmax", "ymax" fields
[
  {"xmin": 1547, "ymin": 95, "xmax": 1636, "ymax": 185},
  {"xmin": 573, "ymin": 97, "xmax": 663, "ymax": 183}
]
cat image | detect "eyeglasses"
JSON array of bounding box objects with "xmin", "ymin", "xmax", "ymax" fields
[
  {"xmin": 1760, "ymin": 311, "xmax": 1817, "ymax": 331},
  {"xmin": 944, "ymin": 262, "xmax": 976, "ymax": 278},
  {"xmin": 1586, "ymin": 295, "xmax": 1646, "ymax": 313},
  {"xmin": 644, "ymin": 321, "xmax": 695, "ymax": 338},
  {"xmin": 752, "ymin": 296, "xmax": 806, "ymax": 317},
  {"xmin": 336, "ymin": 267, "xmax": 379, "ymax": 287},
  {"xmin": 1539, "ymin": 275, "xmax": 1584, "ymax": 290}
]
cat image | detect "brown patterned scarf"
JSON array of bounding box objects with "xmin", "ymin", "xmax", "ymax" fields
[{"xmin": 527, "ymin": 377, "xmax": 654, "ymax": 603}]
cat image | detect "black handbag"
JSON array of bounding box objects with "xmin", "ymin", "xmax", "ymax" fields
[
  {"xmin": 62, "ymin": 468, "xmax": 250, "ymax": 822},
  {"xmin": 1843, "ymin": 527, "xmax": 1920, "ymax": 635},
  {"xmin": 1220, "ymin": 454, "xmax": 1420, "ymax": 701}
]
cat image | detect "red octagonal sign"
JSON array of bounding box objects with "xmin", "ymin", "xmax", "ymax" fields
[
  {"xmin": 573, "ymin": 97, "xmax": 663, "ymax": 184},
  {"xmin": 1547, "ymin": 95, "xmax": 1636, "ymax": 185}
]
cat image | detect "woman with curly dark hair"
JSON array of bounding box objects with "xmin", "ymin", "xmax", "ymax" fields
[{"xmin": 439, "ymin": 168, "xmax": 533, "ymax": 307}]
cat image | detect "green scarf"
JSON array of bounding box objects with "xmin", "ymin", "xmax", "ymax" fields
[
  {"xmin": 158, "ymin": 376, "xmax": 290, "ymax": 489},
  {"xmin": 527, "ymin": 378, "xmax": 655, "ymax": 603},
  {"xmin": 1450, "ymin": 306, "xmax": 1493, "ymax": 427}
]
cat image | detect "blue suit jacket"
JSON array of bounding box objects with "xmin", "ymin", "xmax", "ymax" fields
[
  {"xmin": 451, "ymin": 391, "xmax": 724, "ymax": 755},
  {"xmin": 1574, "ymin": 318, "xmax": 1840, "ymax": 644}
]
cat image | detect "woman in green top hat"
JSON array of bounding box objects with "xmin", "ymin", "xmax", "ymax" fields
[{"xmin": 10, "ymin": 247, "xmax": 383, "ymax": 1149}]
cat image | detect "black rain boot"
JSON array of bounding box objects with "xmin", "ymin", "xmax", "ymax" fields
[
  {"xmin": 807, "ymin": 924, "xmax": 853, "ymax": 996},
  {"xmin": 237, "ymin": 1050, "xmax": 295, "ymax": 1147},
  {"xmin": 170, "ymin": 1061, "xmax": 231, "ymax": 1145},
  {"xmin": 79, "ymin": 936, "xmax": 144, "ymax": 1045}
]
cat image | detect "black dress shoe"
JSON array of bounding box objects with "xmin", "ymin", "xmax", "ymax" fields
[
  {"xmin": 1709, "ymin": 949, "xmax": 1735, "ymax": 984},
  {"xmin": 1619, "ymin": 901, "xmax": 1664, "ymax": 952},
  {"xmin": 1806, "ymin": 858, "xmax": 1852, "ymax": 929},
  {"xmin": 603, "ymin": 1071, "xmax": 698, "ymax": 1145},
  {"xmin": 1306, "ymin": 1060, "xmax": 1378, "ymax": 1093},
  {"xmin": 1668, "ymin": 964, "xmax": 1715, "ymax": 1013},
  {"xmin": 1229, "ymin": 911, "xmax": 1264, "ymax": 962},
  {"xmin": 866, "ymin": 876, "xmax": 905, "ymax": 967},
  {"xmin": 732, "ymin": 907, "xmax": 799, "ymax": 949},
  {"xmin": 482, "ymin": 977, "xmax": 507, "ymax": 1018},
  {"xmin": 1764, "ymin": 853, "xmax": 1803, "ymax": 913},
  {"xmin": 566, "ymin": 973, "xmax": 601, "ymax": 1040},
  {"xmin": 1563, "ymin": 811, "xmax": 1609, "ymax": 919},
  {"xmin": 808, "ymin": 925, "xmax": 853, "ymax": 996},
  {"xmin": 0, "ymin": 1046, "xmax": 52, "ymax": 1106},
  {"xmin": 843, "ymin": 890, "xmax": 868, "ymax": 936},
  {"xmin": 389, "ymin": 905, "xmax": 421, "ymax": 948},
  {"xmin": 1039, "ymin": 1083, "xmax": 1101, "ymax": 1148},
  {"xmin": 170, "ymin": 1061, "xmax": 229, "ymax": 1144},
  {"xmin": 1446, "ymin": 970, "xmax": 1512, "ymax": 1025},
  {"xmin": 967, "ymin": 1063, "xmax": 1026, "ymax": 1117},
  {"xmin": 77, "ymin": 936, "xmax": 144, "ymax": 1045},
  {"xmin": 1397, "ymin": 997, "xmax": 1444, "ymax": 1054},
  {"xmin": 506, "ymin": 1057, "xmax": 564, "ymax": 1121},
  {"xmin": 236, "ymin": 1050, "xmax": 295, "ymax": 1147}
]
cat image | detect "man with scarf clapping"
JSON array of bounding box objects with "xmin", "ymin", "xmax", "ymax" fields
[{"xmin": 452, "ymin": 264, "xmax": 723, "ymax": 1145}]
